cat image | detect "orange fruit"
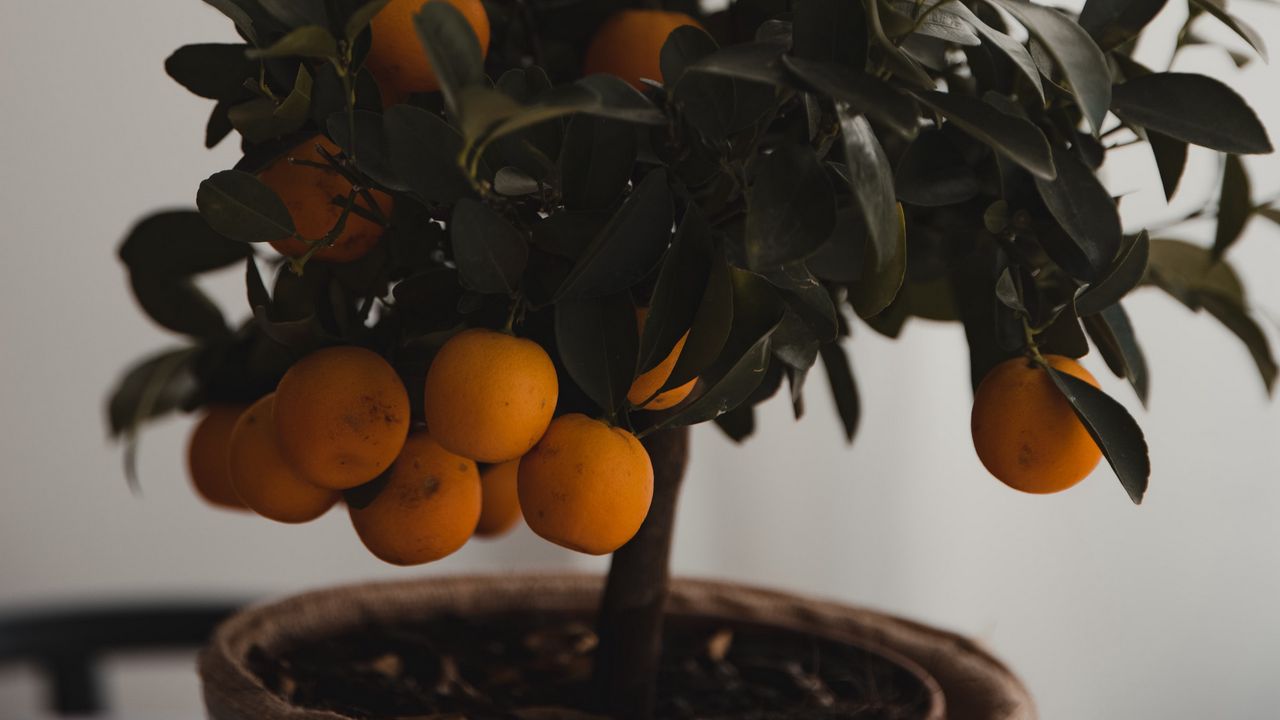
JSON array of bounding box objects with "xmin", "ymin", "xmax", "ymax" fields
[
  {"xmin": 349, "ymin": 431, "xmax": 482, "ymax": 565},
  {"xmin": 584, "ymin": 10, "xmax": 704, "ymax": 89},
  {"xmin": 274, "ymin": 346, "xmax": 411, "ymax": 490},
  {"xmin": 423, "ymin": 328, "xmax": 559, "ymax": 463},
  {"xmin": 476, "ymin": 460, "xmax": 522, "ymax": 537},
  {"xmin": 518, "ymin": 414, "xmax": 653, "ymax": 555},
  {"xmin": 365, "ymin": 0, "xmax": 491, "ymax": 101},
  {"xmin": 228, "ymin": 394, "xmax": 339, "ymax": 523},
  {"xmin": 259, "ymin": 136, "xmax": 392, "ymax": 263},
  {"xmin": 187, "ymin": 404, "xmax": 250, "ymax": 511},
  {"xmin": 971, "ymin": 355, "xmax": 1103, "ymax": 494},
  {"xmin": 629, "ymin": 308, "xmax": 697, "ymax": 411}
]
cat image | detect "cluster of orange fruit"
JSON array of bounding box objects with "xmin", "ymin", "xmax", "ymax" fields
[{"xmin": 189, "ymin": 324, "xmax": 694, "ymax": 564}]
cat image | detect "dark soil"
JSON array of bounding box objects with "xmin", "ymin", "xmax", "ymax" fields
[{"xmin": 248, "ymin": 610, "xmax": 933, "ymax": 720}]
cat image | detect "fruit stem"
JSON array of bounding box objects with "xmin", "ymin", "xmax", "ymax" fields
[
  {"xmin": 1022, "ymin": 316, "xmax": 1048, "ymax": 368},
  {"xmin": 592, "ymin": 427, "xmax": 690, "ymax": 720}
]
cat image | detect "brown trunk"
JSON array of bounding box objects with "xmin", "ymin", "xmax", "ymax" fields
[{"xmin": 591, "ymin": 427, "xmax": 690, "ymax": 720}]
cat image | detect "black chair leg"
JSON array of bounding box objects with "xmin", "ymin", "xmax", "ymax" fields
[{"xmin": 43, "ymin": 654, "xmax": 102, "ymax": 716}]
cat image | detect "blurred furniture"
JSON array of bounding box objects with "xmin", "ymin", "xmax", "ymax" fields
[{"xmin": 0, "ymin": 602, "xmax": 243, "ymax": 716}]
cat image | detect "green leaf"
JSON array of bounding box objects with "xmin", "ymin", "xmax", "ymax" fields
[
  {"xmin": 660, "ymin": 25, "xmax": 719, "ymax": 89},
  {"xmin": 850, "ymin": 203, "xmax": 907, "ymax": 318},
  {"xmin": 746, "ymin": 144, "xmax": 836, "ymax": 269},
  {"xmin": 229, "ymin": 65, "xmax": 314, "ymax": 142},
  {"xmin": 1076, "ymin": 230, "xmax": 1150, "ymax": 316},
  {"xmin": 196, "ymin": 170, "xmax": 295, "ymax": 243},
  {"xmin": 449, "ymin": 199, "xmax": 528, "ymax": 295},
  {"xmin": 791, "ymin": 0, "xmax": 869, "ymax": 69},
  {"xmin": 1034, "ymin": 145, "xmax": 1122, "ymax": 280},
  {"xmin": 118, "ymin": 210, "xmax": 253, "ymax": 276},
  {"xmin": 1148, "ymin": 130, "xmax": 1188, "ymax": 201},
  {"xmin": 129, "ymin": 275, "xmax": 229, "ymax": 339},
  {"xmin": 894, "ymin": 128, "xmax": 980, "ymax": 206},
  {"xmin": 1078, "ymin": 0, "xmax": 1168, "ymax": 51},
  {"xmin": 1199, "ymin": 293, "xmax": 1278, "ymax": 394},
  {"xmin": 986, "ymin": 0, "xmax": 1111, "ymax": 134},
  {"xmin": 246, "ymin": 24, "xmax": 337, "ymax": 59},
  {"xmin": 1212, "ymin": 154, "xmax": 1252, "ymax": 259},
  {"xmin": 667, "ymin": 249, "xmax": 735, "ymax": 390},
  {"xmin": 639, "ymin": 207, "xmax": 713, "ymax": 374},
  {"xmin": 345, "ymin": 0, "xmax": 390, "ymax": 40},
  {"xmin": 1145, "ymin": 238, "xmax": 1244, "ymax": 304},
  {"xmin": 384, "ymin": 104, "xmax": 472, "ymax": 204},
  {"xmin": 765, "ymin": 262, "xmax": 839, "ymax": 343},
  {"xmin": 107, "ymin": 348, "xmax": 200, "ymax": 437},
  {"xmin": 204, "ymin": 0, "xmax": 282, "ymax": 46},
  {"xmin": 414, "ymin": 1, "xmax": 485, "ymax": 117},
  {"xmin": 556, "ymin": 170, "xmax": 674, "ymax": 300},
  {"xmin": 945, "ymin": 1, "xmax": 1045, "ymax": 102},
  {"xmin": 257, "ymin": 0, "xmax": 327, "ymax": 28},
  {"xmin": 165, "ymin": 44, "xmax": 256, "ymax": 100},
  {"xmin": 1084, "ymin": 303, "xmax": 1150, "ymax": 405},
  {"xmin": 1111, "ymin": 73, "xmax": 1272, "ymax": 154},
  {"xmin": 555, "ymin": 293, "xmax": 639, "ymax": 416},
  {"xmin": 1188, "ymin": 0, "xmax": 1267, "ymax": 62},
  {"xmin": 559, "ymin": 115, "xmax": 638, "ymax": 212},
  {"xmin": 888, "ymin": 0, "xmax": 981, "ymax": 45},
  {"xmin": 689, "ymin": 41, "xmax": 792, "ymax": 87},
  {"xmin": 1043, "ymin": 364, "xmax": 1150, "ymax": 504},
  {"xmin": 910, "ymin": 90, "xmax": 1055, "ymax": 180},
  {"xmin": 836, "ymin": 109, "xmax": 900, "ymax": 274},
  {"xmin": 820, "ymin": 343, "xmax": 861, "ymax": 443},
  {"xmin": 781, "ymin": 56, "xmax": 920, "ymax": 138},
  {"xmin": 326, "ymin": 109, "xmax": 408, "ymax": 192}
]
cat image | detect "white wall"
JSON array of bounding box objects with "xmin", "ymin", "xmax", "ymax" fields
[{"xmin": 2, "ymin": 2, "xmax": 1279, "ymax": 719}]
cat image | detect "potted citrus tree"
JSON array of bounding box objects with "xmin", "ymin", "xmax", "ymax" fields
[{"xmin": 110, "ymin": 0, "xmax": 1276, "ymax": 717}]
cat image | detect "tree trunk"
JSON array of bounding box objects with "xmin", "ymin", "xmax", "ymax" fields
[{"xmin": 592, "ymin": 427, "xmax": 690, "ymax": 720}]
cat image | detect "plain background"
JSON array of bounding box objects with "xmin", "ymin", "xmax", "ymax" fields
[{"xmin": 3, "ymin": 1, "xmax": 1280, "ymax": 718}]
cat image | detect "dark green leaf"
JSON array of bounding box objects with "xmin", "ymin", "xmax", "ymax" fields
[
  {"xmin": 688, "ymin": 41, "xmax": 791, "ymax": 86},
  {"xmin": 107, "ymin": 348, "xmax": 199, "ymax": 437},
  {"xmin": 326, "ymin": 109, "xmax": 408, "ymax": 192},
  {"xmin": 1111, "ymin": 73, "xmax": 1272, "ymax": 154},
  {"xmin": 345, "ymin": 0, "xmax": 390, "ymax": 40},
  {"xmin": 414, "ymin": 1, "xmax": 485, "ymax": 116},
  {"xmin": 1078, "ymin": 0, "xmax": 1168, "ymax": 51},
  {"xmin": 888, "ymin": 0, "xmax": 980, "ymax": 45},
  {"xmin": 228, "ymin": 65, "xmax": 314, "ymax": 142},
  {"xmin": 894, "ymin": 128, "xmax": 979, "ymax": 206},
  {"xmin": 119, "ymin": 210, "xmax": 253, "ymax": 276},
  {"xmin": 1035, "ymin": 145, "xmax": 1122, "ymax": 280},
  {"xmin": 247, "ymin": 24, "xmax": 337, "ymax": 58},
  {"xmin": 257, "ymin": 0, "xmax": 327, "ymax": 28},
  {"xmin": 1212, "ymin": 154, "xmax": 1252, "ymax": 258},
  {"xmin": 781, "ymin": 56, "xmax": 920, "ymax": 137},
  {"xmin": 384, "ymin": 104, "xmax": 472, "ymax": 204},
  {"xmin": 165, "ymin": 44, "xmax": 256, "ymax": 100},
  {"xmin": 792, "ymin": 0, "xmax": 869, "ymax": 69},
  {"xmin": 555, "ymin": 293, "xmax": 639, "ymax": 415},
  {"xmin": 559, "ymin": 115, "xmax": 638, "ymax": 212},
  {"xmin": 714, "ymin": 405, "xmax": 757, "ymax": 442},
  {"xmin": 746, "ymin": 144, "xmax": 836, "ymax": 269},
  {"xmin": 557, "ymin": 170, "xmax": 673, "ymax": 300},
  {"xmin": 820, "ymin": 342, "xmax": 860, "ymax": 443},
  {"xmin": 987, "ymin": 0, "xmax": 1111, "ymax": 134},
  {"xmin": 667, "ymin": 250, "xmax": 735, "ymax": 389},
  {"xmin": 196, "ymin": 170, "xmax": 295, "ymax": 243},
  {"xmin": 911, "ymin": 90, "xmax": 1056, "ymax": 180},
  {"xmin": 129, "ymin": 275, "xmax": 229, "ymax": 339},
  {"xmin": 850, "ymin": 203, "xmax": 907, "ymax": 318},
  {"xmin": 764, "ymin": 263, "xmax": 838, "ymax": 343},
  {"xmin": 1188, "ymin": 0, "xmax": 1267, "ymax": 62},
  {"xmin": 1148, "ymin": 130, "xmax": 1188, "ymax": 201},
  {"xmin": 660, "ymin": 25, "xmax": 718, "ymax": 89},
  {"xmin": 837, "ymin": 109, "xmax": 900, "ymax": 273},
  {"xmin": 676, "ymin": 71, "xmax": 779, "ymax": 141},
  {"xmin": 640, "ymin": 207, "xmax": 713, "ymax": 374},
  {"xmin": 449, "ymin": 199, "xmax": 528, "ymax": 294},
  {"xmin": 1084, "ymin": 303, "xmax": 1150, "ymax": 405},
  {"xmin": 1044, "ymin": 364, "xmax": 1150, "ymax": 504},
  {"xmin": 946, "ymin": 1, "xmax": 1045, "ymax": 102},
  {"xmin": 1200, "ymin": 293, "xmax": 1278, "ymax": 393},
  {"xmin": 493, "ymin": 167, "xmax": 541, "ymax": 196},
  {"xmin": 1076, "ymin": 230, "xmax": 1150, "ymax": 316},
  {"xmin": 1145, "ymin": 237, "xmax": 1244, "ymax": 304},
  {"xmin": 204, "ymin": 0, "xmax": 283, "ymax": 45}
]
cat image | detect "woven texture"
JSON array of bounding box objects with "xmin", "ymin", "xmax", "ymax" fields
[{"xmin": 200, "ymin": 574, "xmax": 1035, "ymax": 720}]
